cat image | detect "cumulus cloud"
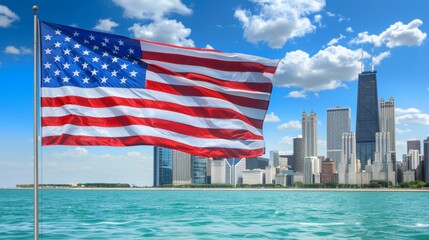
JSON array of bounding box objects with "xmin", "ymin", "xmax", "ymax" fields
[
  {"xmin": 113, "ymin": 0, "xmax": 191, "ymax": 20},
  {"xmin": 314, "ymin": 14, "xmax": 322, "ymax": 26},
  {"xmin": 56, "ymin": 147, "xmax": 89, "ymax": 159},
  {"xmin": 273, "ymin": 45, "xmax": 370, "ymax": 91},
  {"xmin": 93, "ymin": 18, "xmax": 119, "ymax": 32},
  {"xmin": 205, "ymin": 44, "xmax": 214, "ymax": 49},
  {"xmin": 326, "ymin": 11, "xmax": 335, "ymax": 17},
  {"xmin": 0, "ymin": 5, "xmax": 19, "ymax": 28},
  {"xmin": 4, "ymin": 45, "xmax": 32, "ymax": 55},
  {"xmin": 127, "ymin": 151, "xmax": 142, "ymax": 157},
  {"xmin": 278, "ymin": 120, "xmax": 301, "ymax": 130},
  {"xmin": 234, "ymin": 0, "xmax": 325, "ymax": 48},
  {"xmin": 396, "ymin": 107, "xmax": 429, "ymax": 126},
  {"xmin": 346, "ymin": 27, "xmax": 353, "ymax": 32},
  {"xmin": 280, "ymin": 136, "xmax": 294, "ymax": 145},
  {"xmin": 396, "ymin": 128, "xmax": 411, "ymax": 134},
  {"xmin": 129, "ymin": 19, "xmax": 194, "ymax": 47},
  {"xmin": 373, "ymin": 51, "xmax": 391, "ymax": 65},
  {"xmin": 265, "ymin": 112, "xmax": 281, "ymax": 123},
  {"xmin": 327, "ymin": 34, "xmax": 345, "ymax": 46},
  {"xmin": 287, "ymin": 90, "xmax": 307, "ymax": 98},
  {"xmin": 351, "ymin": 19, "xmax": 427, "ymax": 48}
]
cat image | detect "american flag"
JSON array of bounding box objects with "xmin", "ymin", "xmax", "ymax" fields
[{"xmin": 40, "ymin": 21, "xmax": 278, "ymax": 158}]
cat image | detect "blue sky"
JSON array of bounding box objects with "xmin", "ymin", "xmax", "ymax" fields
[{"xmin": 0, "ymin": 0, "xmax": 428, "ymax": 187}]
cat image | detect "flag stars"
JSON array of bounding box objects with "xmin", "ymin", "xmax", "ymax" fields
[
  {"xmin": 93, "ymin": 45, "xmax": 99, "ymax": 50},
  {"xmin": 63, "ymin": 63, "xmax": 71, "ymax": 69},
  {"xmin": 54, "ymin": 55, "xmax": 61, "ymax": 62},
  {"xmin": 44, "ymin": 34, "xmax": 52, "ymax": 40},
  {"xmin": 44, "ymin": 62, "xmax": 52, "ymax": 69},
  {"xmin": 63, "ymin": 49, "xmax": 71, "ymax": 55},
  {"xmin": 82, "ymin": 62, "xmax": 89, "ymax": 69},
  {"xmin": 44, "ymin": 48, "xmax": 52, "ymax": 54},
  {"xmin": 73, "ymin": 31, "xmax": 80, "ymax": 37},
  {"xmin": 111, "ymin": 70, "xmax": 118, "ymax": 77},
  {"xmin": 74, "ymin": 43, "xmax": 81, "ymax": 49},
  {"xmin": 112, "ymin": 57, "xmax": 119, "ymax": 63},
  {"xmin": 102, "ymin": 52, "xmax": 109, "ymax": 57},
  {"xmin": 120, "ymin": 63, "xmax": 128, "ymax": 69},
  {"xmin": 54, "ymin": 42, "xmax": 61, "ymax": 48},
  {"xmin": 83, "ymin": 50, "xmax": 90, "ymax": 55},
  {"xmin": 120, "ymin": 77, "xmax": 127, "ymax": 84},
  {"xmin": 62, "ymin": 76, "xmax": 70, "ymax": 83},
  {"xmin": 82, "ymin": 77, "xmax": 90, "ymax": 84},
  {"xmin": 73, "ymin": 56, "xmax": 80, "ymax": 62},
  {"xmin": 54, "ymin": 70, "xmax": 61, "ymax": 76},
  {"xmin": 72, "ymin": 70, "xmax": 80, "ymax": 77},
  {"xmin": 89, "ymin": 34, "xmax": 95, "ymax": 41},
  {"xmin": 43, "ymin": 76, "xmax": 51, "ymax": 83},
  {"xmin": 65, "ymin": 36, "xmax": 71, "ymax": 42},
  {"xmin": 91, "ymin": 69, "xmax": 98, "ymax": 76},
  {"xmin": 114, "ymin": 45, "xmax": 120, "ymax": 51},
  {"xmin": 100, "ymin": 76, "xmax": 108, "ymax": 83},
  {"xmin": 101, "ymin": 63, "xmax": 109, "ymax": 69},
  {"xmin": 84, "ymin": 40, "xmax": 89, "ymax": 44},
  {"xmin": 92, "ymin": 57, "xmax": 100, "ymax": 62},
  {"xmin": 103, "ymin": 37, "xmax": 109, "ymax": 43},
  {"xmin": 101, "ymin": 42, "xmax": 107, "ymax": 47},
  {"xmin": 128, "ymin": 48, "xmax": 135, "ymax": 54},
  {"xmin": 118, "ymin": 40, "xmax": 124, "ymax": 46},
  {"xmin": 54, "ymin": 29, "xmax": 62, "ymax": 35},
  {"xmin": 130, "ymin": 70, "xmax": 137, "ymax": 77}
]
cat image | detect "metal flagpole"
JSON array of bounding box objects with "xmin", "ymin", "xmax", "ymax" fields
[{"xmin": 33, "ymin": 5, "xmax": 39, "ymax": 240}]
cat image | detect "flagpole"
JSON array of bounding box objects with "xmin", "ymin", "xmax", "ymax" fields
[{"xmin": 33, "ymin": 5, "xmax": 39, "ymax": 240}]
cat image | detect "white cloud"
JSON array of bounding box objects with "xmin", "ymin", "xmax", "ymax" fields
[
  {"xmin": 4, "ymin": 45, "xmax": 32, "ymax": 55},
  {"xmin": 314, "ymin": 93, "xmax": 319, "ymax": 98},
  {"xmin": 265, "ymin": 112, "xmax": 281, "ymax": 123},
  {"xmin": 351, "ymin": 19, "xmax": 427, "ymax": 48},
  {"xmin": 234, "ymin": 0, "xmax": 325, "ymax": 48},
  {"xmin": 373, "ymin": 51, "xmax": 391, "ymax": 65},
  {"xmin": 56, "ymin": 147, "xmax": 89, "ymax": 159},
  {"xmin": 396, "ymin": 107, "xmax": 429, "ymax": 126},
  {"xmin": 346, "ymin": 27, "xmax": 353, "ymax": 32},
  {"xmin": 93, "ymin": 18, "xmax": 119, "ymax": 32},
  {"xmin": 129, "ymin": 19, "xmax": 194, "ymax": 47},
  {"xmin": 205, "ymin": 44, "xmax": 214, "ymax": 49},
  {"xmin": 287, "ymin": 90, "xmax": 307, "ymax": 98},
  {"xmin": 277, "ymin": 120, "xmax": 301, "ymax": 130},
  {"xmin": 279, "ymin": 136, "xmax": 294, "ymax": 145},
  {"xmin": 326, "ymin": 11, "xmax": 335, "ymax": 17},
  {"xmin": 314, "ymin": 14, "xmax": 322, "ymax": 26},
  {"xmin": 127, "ymin": 151, "xmax": 142, "ymax": 157},
  {"xmin": 113, "ymin": 0, "xmax": 191, "ymax": 20},
  {"xmin": 327, "ymin": 34, "xmax": 345, "ymax": 46},
  {"xmin": 396, "ymin": 128, "xmax": 411, "ymax": 134},
  {"xmin": 273, "ymin": 45, "xmax": 371, "ymax": 91},
  {"xmin": 0, "ymin": 5, "xmax": 19, "ymax": 28}
]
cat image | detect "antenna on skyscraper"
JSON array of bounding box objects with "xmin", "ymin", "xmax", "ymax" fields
[
  {"xmin": 360, "ymin": 44, "xmax": 364, "ymax": 72},
  {"xmin": 371, "ymin": 42, "xmax": 375, "ymax": 72}
]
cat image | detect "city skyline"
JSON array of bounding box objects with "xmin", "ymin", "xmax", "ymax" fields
[{"xmin": 1, "ymin": 0, "xmax": 428, "ymax": 187}]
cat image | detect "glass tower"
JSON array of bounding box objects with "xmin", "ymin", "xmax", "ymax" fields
[
  {"xmin": 356, "ymin": 71, "xmax": 379, "ymax": 168},
  {"xmin": 153, "ymin": 147, "xmax": 173, "ymax": 186},
  {"xmin": 327, "ymin": 107, "xmax": 351, "ymax": 168},
  {"xmin": 191, "ymin": 156, "xmax": 207, "ymax": 184}
]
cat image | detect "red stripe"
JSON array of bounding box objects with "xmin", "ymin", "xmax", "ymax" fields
[
  {"xmin": 42, "ymin": 135, "xmax": 265, "ymax": 158},
  {"xmin": 41, "ymin": 115, "xmax": 263, "ymax": 140},
  {"xmin": 41, "ymin": 96, "xmax": 264, "ymax": 129},
  {"xmin": 142, "ymin": 51, "xmax": 277, "ymax": 74},
  {"xmin": 147, "ymin": 65, "xmax": 272, "ymax": 93},
  {"xmin": 138, "ymin": 38, "xmax": 222, "ymax": 53},
  {"xmin": 146, "ymin": 80, "xmax": 269, "ymax": 110}
]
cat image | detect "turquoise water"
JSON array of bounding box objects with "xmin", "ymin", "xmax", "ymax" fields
[{"xmin": 1, "ymin": 190, "xmax": 429, "ymax": 239}]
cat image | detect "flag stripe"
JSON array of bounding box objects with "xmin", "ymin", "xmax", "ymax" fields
[
  {"xmin": 42, "ymin": 115, "xmax": 263, "ymax": 140},
  {"xmin": 41, "ymin": 96, "xmax": 264, "ymax": 129},
  {"xmin": 42, "ymin": 134, "xmax": 265, "ymax": 157},
  {"xmin": 142, "ymin": 51, "xmax": 277, "ymax": 74}
]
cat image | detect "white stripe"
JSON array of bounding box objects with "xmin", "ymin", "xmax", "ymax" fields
[
  {"xmin": 146, "ymin": 71, "xmax": 271, "ymax": 101},
  {"xmin": 145, "ymin": 60, "xmax": 274, "ymax": 83},
  {"xmin": 41, "ymin": 105, "xmax": 263, "ymax": 135},
  {"xmin": 140, "ymin": 41, "xmax": 279, "ymax": 67},
  {"xmin": 41, "ymin": 87, "xmax": 266, "ymax": 120},
  {"xmin": 42, "ymin": 125, "xmax": 265, "ymax": 149}
]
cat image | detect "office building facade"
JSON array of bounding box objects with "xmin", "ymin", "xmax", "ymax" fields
[
  {"xmin": 407, "ymin": 140, "xmax": 421, "ymax": 154},
  {"xmin": 302, "ymin": 111, "xmax": 318, "ymax": 157},
  {"xmin": 424, "ymin": 137, "xmax": 429, "ymax": 183},
  {"xmin": 191, "ymin": 156, "xmax": 208, "ymax": 184},
  {"xmin": 293, "ymin": 137, "xmax": 305, "ymax": 172},
  {"xmin": 327, "ymin": 107, "xmax": 351, "ymax": 168},
  {"xmin": 153, "ymin": 147, "xmax": 173, "ymax": 186},
  {"xmin": 379, "ymin": 97, "xmax": 396, "ymax": 162}
]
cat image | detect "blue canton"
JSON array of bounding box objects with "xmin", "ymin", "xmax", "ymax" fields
[{"xmin": 40, "ymin": 21, "xmax": 146, "ymax": 89}]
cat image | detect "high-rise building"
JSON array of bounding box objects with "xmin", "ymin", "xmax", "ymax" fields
[
  {"xmin": 293, "ymin": 137, "xmax": 305, "ymax": 172},
  {"xmin": 356, "ymin": 71, "xmax": 380, "ymax": 168},
  {"xmin": 303, "ymin": 157, "xmax": 314, "ymax": 184},
  {"xmin": 211, "ymin": 158, "xmax": 227, "ymax": 184},
  {"xmin": 373, "ymin": 132, "xmax": 396, "ymax": 183},
  {"xmin": 321, "ymin": 158, "xmax": 337, "ymax": 183},
  {"xmin": 191, "ymin": 156, "xmax": 207, "ymax": 184},
  {"xmin": 327, "ymin": 107, "xmax": 351, "ymax": 168},
  {"xmin": 379, "ymin": 97, "xmax": 396, "ymax": 162},
  {"xmin": 407, "ymin": 140, "xmax": 421, "ymax": 154},
  {"xmin": 424, "ymin": 137, "xmax": 429, "ymax": 183},
  {"xmin": 172, "ymin": 150, "xmax": 192, "ymax": 185},
  {"xmin": 338, "ymin": 132, "xmax": 359, "ymax": 184},
  {"xmin": 302, "ymin": 111, "xmax": 318, "ymax": 157},
  {"xmin": 153, "ymin": 147, "xmax": 173, "ymax": 186},
  {"xmin": 226, "ymin": 158, "xmax": 246, "ymax": 185},
  {"xmin": 270, "ymin": 150, "xmax": 280, "ymax": 167},
  {"xmin": 408, "ymin": 150, "xmax": 420, "ymax": 170}
]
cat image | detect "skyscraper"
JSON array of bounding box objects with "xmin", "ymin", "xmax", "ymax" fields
[
  {"xmin": 424, "ymin": 137, "xmax": 429, "ymax": 183},
  {"xmin": 172, "ymin": 150, "xmax": 192, "ymax": 185},
  {"xmin": 327, "ymin": 107, "xmax": 351, "ymax": 168},
  {"xmin": 153, "ymin": 147, "xmax": 173, "ymax": 186},
  {"xmin": 293, "ymin": 137, "xmax": 305, "ymax": 172},
  {"xmin": 379, "ymin": 97, "xmax": 396, "ymax": 162},
  {"xmin": 356, "ymin": 71, "xmax": 380, "ymax": 168},
  {"xmin": 191, "ymin": 156, "xmax": 207, "ymax": 184},
  {"xmin": 302, "ymin": 111, "xmax": 318, "ymax": 157},
  {"xmin": 407, "ymin": 140, "xmax": 421, "ymax": 154},
  {"xmin": 270, "ymin": 150, "xmax": 280, "ymax": 167}
]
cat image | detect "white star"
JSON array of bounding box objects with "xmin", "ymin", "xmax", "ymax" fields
[
  {"xmin": 54, "ymin": 42, "xmax": 61, "ymax": 48},
  {"xmin": 62, "ymin": 76, "xmax": 70, "ymax": 82},
  {"xmin": 44, "ymin": 34, "xmax": 52, "ymax": 40},
  {"xmin": 44, "ymin": 62, "xmax": 52, "ymax": 69},
  {"xmin": 101, "ymin": 42, "xmax": 107, "ymax": 47},
  {"xmin": 63, "ymin": 49, "xmax": 71, "ymax": 55},
  {"xmin": 103, "ymin": 37, "xmax": 109, "ymax": 43},
  {"xmin": 92, "ymin": 57, "xmax": 100, "ymax": 62},
  {"xmin": 43, "ymin": 76, "xmax": 51, "ymax": 83},
  {"xmin": 120, "ymin": 77, "xmax": 127, "ymax": 84},
  {"xmin": 112, "ymin": 57, "xmax": 119, "ymax": 63},
  {"xmin": 113, "ymin": 51, "xmax": 118, "ymax": 55},
  {"xmin": 89, "ymin": 34, "xmax": 95, "ymax": 40},
  {"xmin": 63, "ymin": 63, "xmax": 70, "ymax": 69},
  {"xmin": 111, "ymin": 70, "xmax": 118, "ymax": 77},
  {"xmin": 91, "ymin": 69, "xmax": 98, "ymax": 76},
  {"xmin": 54, "ymin": 29, "xmax": 61, "ymax": 35},
  {"xmin": 132, "ymin": 60, "xmax": 138, "ymax": 65},
  {"xmin": 100, "ymin": 76, "xmax": 108, "ymax": 83},
  {"xmin": 83, "ymin": 50, "xmax": 90, "ymax": 55},
  {"xmin": 120, "ymin": 63, "xmax": 128, "ymax": 69},
  {"xmin": 102, "ymin": 52, "xmax": 109, "ymax": 57},
  {"xmin": 84, "ymin": 40, "xmax": 89, "ymax": 44},
  {"xmin": 118, "ymin": 40, "xmax": 124, "ymax": 46},
  {"xmin": 65, "ymin": 36, "xmax": 71, "ymax": 42},
  {"xmin": 114, "ymin": 46, "xmax": 119, "ymax": 51},
  {"xmin": 44, "ymin": 48, "xmax": 52, "ymax": 54},
  {"xmin": 130, "ymin": 70, "xmax": 137, "ymax": 77},
  {"xmin": 54, "ymin": 70, "xmax": 61, "ymax": 76},
  {"xmin": 82, "ymin": 62, "xmax": 89, "ymax": 69},
  {"xmin": 74, "ymin": 43, "xmax": 81, "ymax": 49},
  {"xmin": 73, "ymin": 31, "xmax": 80, "ymax": 37},
  {"xmin": 101, "ymin": 63, "xmax": 109, "ymax": 69},
  {"xmin": 82, "ymin": 77, "xmax": 90, "ymax": 84},
  {"xmin": 73, "ymin": 56, "xmax": 80, "ymax": 62},
  {"xmin": 54, "ymin": 55, "xmax": 61, "ymax": 62},
  {"xmin": 93, "ymin": 45, "xmax": 99, "ymax": 50},
  {"xmin": 73, "ymin": 70, "xmax": 80, "ymax": 76},
  {"xmin": 128, "ymin": 48, "xmax": 134, "ymax": 54}
]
